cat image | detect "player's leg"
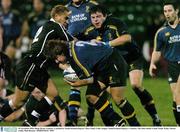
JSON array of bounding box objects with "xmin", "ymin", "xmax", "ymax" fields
[
  {"xmin": 170, "ymin": 83, "xmax": 179, "ymax": 126},
  {"xmin": 168, "ymin": 62, "xmax": 180, "ymax": 126},
  {"xmin": 86, "ymin": 81, "xmax": 126, "ymax": 126},
  {"xmin": 0, "ymin": 58, "xmax": 33, "ymax": 120},
  {"xmin": 0, "ymin": 78, "xmax": 6, "ymax": 98},
  {"xmin": 61, "ymin": 65, "xmax": 81, "ymax": 126},
  {"xmin": 67, "ymin": 87, "xmax": 81, "ymax": 126},
  {"xmin": 109, "ymin": 49, "xmax": 140, "ymax": 126},
  {"xmin": 30, "ymin": 78, "xmax": 66, "ymax": 126},
  {"xmin": 0, "ymin": 86, "xmax": 30, "ymax": 120},
  {"xmin": 86, "ymin": 98, "xmax": 95, "ymax": 126},
  {"xmin": 175, "ymin": 75, "xmax": 180, "ymax": 125},
  {"xmin": 129, "ymin": 69, "xmax": 161, "ymax": 126},
  {"xmin": 110, "ymin": 87, "xmax": 140, "ymax": 126}
]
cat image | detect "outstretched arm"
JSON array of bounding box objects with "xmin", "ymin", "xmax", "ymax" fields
[{"xmin": 109, "ymin": 34, "xmax": 131, "ymax": 47}]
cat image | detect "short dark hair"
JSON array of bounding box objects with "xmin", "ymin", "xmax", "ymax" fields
[
  {"xmin": 89, "ymin": 5, "xmax": 109, "ymax": 16},
  {"xmin": 163, "ymin": 0, "xmax": 179, "ymax": 10},
  {"xmin": 44, "ymin": 40, "xmax": 69, "ymax": 59}
]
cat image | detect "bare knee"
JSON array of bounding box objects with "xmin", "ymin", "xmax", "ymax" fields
[
  {"xmin": 131, "ymin": 83, "xmax": 142, "ymax": 89},
  {"xmin": 111, "ymin": 87, "xmax": 125, "ymax": 105},
  {"xmin": 86, "ymin": 95, "xmax": 99, "ymax": 104}
]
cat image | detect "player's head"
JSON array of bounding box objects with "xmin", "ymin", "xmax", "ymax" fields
[
  {"xmin": 90, "ymin": 5, "xmax": 108, "ymax": 29},
  {"xmin": 45, "ymin": 39, "xmax": 69, "ymax": 63},
  {"xmin": 163, "ymin": 0, "xmax": 179, "ymax": 24},
  {"xmin": 51, "ymin": 5, "xmax": 71, "ymax": 27},
  {"xmin": 72, "ymin": 0, "xmax": 83, "ymax": 5},
  {"xmin": 33, "ymin": 0, "xmax": 44, "ymax": 13},
  {"xmin": 1, "ymin": 0, "xmax": 12, "ymax": 10}
]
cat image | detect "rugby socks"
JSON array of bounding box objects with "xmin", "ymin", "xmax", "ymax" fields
[
  {"xmin": 68, "ymin": 89, "xmax": 81, "ymax": 125},
  {"xmin": 173, "ymin": 102, "xmax": 180, "ymax": 126},
  {"xmin": 176, "ymin": 105, "xmax": 180, "ymax": 126},
  {"xmin": 94, "ymin": 93, "xmax": 126, "ymax": 126},
  {"xmin": 86, "ymin": 99, "xmax": 95, "ymax": 126},
  {"xmin": 133, "ymin": 88, "xmax": 161, "ymax": 125},
  {"xmin": 30, "ymin": 96, "xmax": 53, "ymax": 125},
  {"xmin": 0, "ymin": 100, "xmax": 14, "ymax": 120},
  {"xmin": 117, "ymin": 99, "xmax": 140, "ymax": 126}
]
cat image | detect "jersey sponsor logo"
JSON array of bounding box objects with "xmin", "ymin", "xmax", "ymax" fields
[
  {"xmin": 70, "ymin": 13, "xmax": 87, "ymax": 23},
  {"xmin": 168, "ymin": 35, "xmax": 180, "ymax": 44},
  {"xmin": 165, "ymin": 32, "xmax": 170, "ymax": 37}
]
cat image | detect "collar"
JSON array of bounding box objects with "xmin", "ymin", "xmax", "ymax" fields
[
  {"xmin": 50, "ymin": 18, "xmax": 66, "ymax": 29},
  {"xmin": 70, "ymin": 0, "xmax": 85, "ymax": 7}
]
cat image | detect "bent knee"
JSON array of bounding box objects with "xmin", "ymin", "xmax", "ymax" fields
[
  {"xmin": 131, "ymin": 83, "xmax": 142, "ymax": 89},
  {"xmin": 86, "ymin": 95, "xmax": 99, "ymax": 104}
]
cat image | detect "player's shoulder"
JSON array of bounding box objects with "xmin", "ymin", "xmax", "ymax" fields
[
  {"xmin": 84, "ymin": 25, "xmax": 96, "ymax": 35},
  {"xmin": 28, "ymin": 12, "xmax": 36, "ymax": 20},
  {"xmin": 88, "ymin": 0, "xmax": 98, "ymax": 6},
  {"xmin": 155, "ymin": 25, "xmax": 167, "ymax": 35},
  {"xmin": 44, "ymin": 19, "xmax": 59, "ymax": 28},
  {"xmin": 11, "ymin": 9, "xmax": 20, "ymax": 16}
]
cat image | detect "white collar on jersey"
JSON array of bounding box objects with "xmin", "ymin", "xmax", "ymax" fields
[{"xmin": 50, "ymin": 18, "xmax": 65, "ymax": 28}]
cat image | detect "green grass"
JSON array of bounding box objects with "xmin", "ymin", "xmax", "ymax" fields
[{"xmin": 0, "ymin": 75, "xmax": 176, "ymax": 126}]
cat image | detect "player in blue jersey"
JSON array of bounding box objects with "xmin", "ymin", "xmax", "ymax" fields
[
  {"xmin": 66, "ymin": 0, "xmax": 98, "ymax": 36},
  {"xmin": 149, "ymin": 1, "xmax": 180, "ymax": 126},
  {"xmin": 65, "ymin": 0, "xmax": 98, "ymax": 126},
  {"xmin": 44, "ymin": 39, "xmax": 143, "ymax": 126}
]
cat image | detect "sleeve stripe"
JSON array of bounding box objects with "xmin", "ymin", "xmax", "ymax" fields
[
  {"xmin": 108, "ymin": 25, "xmax": 120, "ymax": 37},
  {"xmin": 89, "ymin": 0, "xmax": 98, "ymax": 5},
  {"xmin": 71, "ymin": 41, "xmax": 90, "ymax": 77},
  {"xmin": 153, "ymin": 27, "xmax": 165, "ymax": 51},
  {"xmin": 36, "ymin": 30, "xmax": 54, "ymax": 57}
]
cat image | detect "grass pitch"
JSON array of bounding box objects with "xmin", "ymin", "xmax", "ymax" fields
[{"xmin": 0, "ymin": 74, "xmax": 176, "ymax": 126}]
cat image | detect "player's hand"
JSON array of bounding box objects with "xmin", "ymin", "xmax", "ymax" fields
[
  {"xmin": 90, "ymin": 39, "xmax": 102, "ymax": 43},
  {"xmin": 64, "ymin": 77, "xmax": 92, "ymax": 87},
  {"xmin": 59, "ymin": 63, "xmax": 70, "ymax": 70},
  {"xmin": 64, "ymin": 78, "xmax": 81, "ymax": 87},
  {"xmin": 49, "ymin": 113, "xmax": 57, "ymax": 123},
  {"xmin": 149, "ymin": 63, "xmax": 157, "ymax": 77}
]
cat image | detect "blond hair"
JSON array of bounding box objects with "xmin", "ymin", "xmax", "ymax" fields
[{"xmin": 51, "ymin": 5, "xmax": 69, "ymax": 18}]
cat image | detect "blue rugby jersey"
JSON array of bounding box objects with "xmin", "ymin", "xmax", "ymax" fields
[
  {"xmin": 68, "ymin": 41, "xmax": 113, "ymax": 79},
  {"xmin": 66, "ymin": 0, "xmax": 98, "ymax": 36},
  {"xmin": 154, "ymin": 22, "xmax": 180, "ymax": 62}
]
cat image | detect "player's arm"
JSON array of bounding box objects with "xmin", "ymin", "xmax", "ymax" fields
[
  {"xmin": 36, "ymin": 112, "xmax": 57, "ymax": 126},
  {"xmin": 58, "ymin": 109, "xmax": 67, "ymax": 126},
  {"xmin": 4, "ymin": 106, "xmax": 25, "ymax": 122},
  {"xmin": 149, "ymin": 51, "xmax": 161, "ymax": 77},
  {"xmin": 109, "ymin": 34, "xmax": 131, "ymax": 47},
  {"xmin": 108, "ymin": 20, "xmax": 132, "ymax": 47},
  {"xmin": 149, "ymin": 28, "xmax": 164, "ymax": 77},
  {"xmin": 64, "ymin": 76, "xmax": 94, "ymax": 87}
]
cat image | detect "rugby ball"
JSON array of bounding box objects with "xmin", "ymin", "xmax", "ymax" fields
[{"xmin": 63, "ymin": 67, "xmax": 79, "ymax": 82}]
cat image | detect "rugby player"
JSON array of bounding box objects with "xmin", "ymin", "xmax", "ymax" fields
[
  {"xmin": 149, "ymin": 1, "xmax": 180, "ymax": 126},
  {"xmin": 0, "ymin": 5, "xmax": 73, "ymax": 124},
  {"xmin": 81, "ymin": 5, "xmax": 161, "ymax": 126}
]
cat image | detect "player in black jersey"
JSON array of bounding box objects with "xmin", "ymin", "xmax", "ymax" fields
[
  {"xmin": 0, "ymin": 5, "xmax": 73, "ymax": 124},
  {"xmin": 80, "ymin": 5, "xmax": 161, "ymax": 126}
]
